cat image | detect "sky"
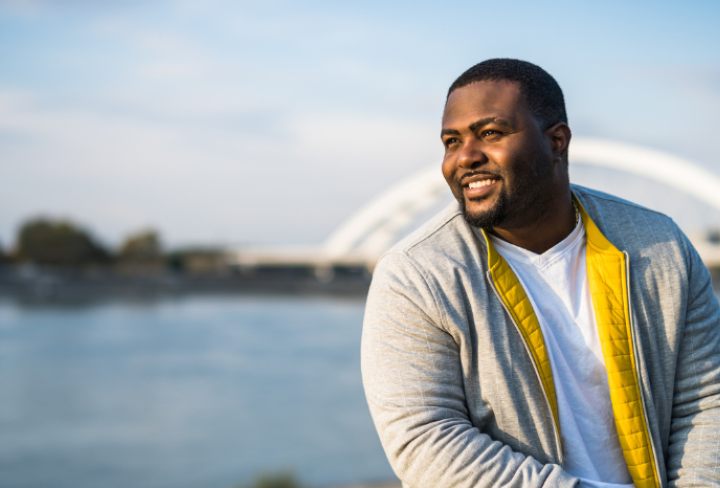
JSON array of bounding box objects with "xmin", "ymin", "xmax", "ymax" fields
[{"xmin": 1, "ymin": 0, "xmax": 719, "ymax": 250}]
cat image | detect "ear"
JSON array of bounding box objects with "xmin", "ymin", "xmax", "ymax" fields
[{"xmin": 545, "ymin": 122, "xmax": 572, "ymax": 162}]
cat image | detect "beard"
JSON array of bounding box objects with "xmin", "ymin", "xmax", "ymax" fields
[
  {"xmin": 459, "ymin": 154, "xmax": 553, "ymax": 230},
  {"xmin": 461, "ymin": 192, "xmax": 509, "ymax": 229}
]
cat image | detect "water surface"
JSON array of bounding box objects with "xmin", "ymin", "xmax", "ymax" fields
[{"xmin": 0, "ymin": 296, "xmax": 394, "ymax": 488}]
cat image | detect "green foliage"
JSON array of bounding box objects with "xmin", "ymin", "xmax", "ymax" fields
[
  {"xmin": 119, "ymin": 230, "xmax": 162, "ymax": 263},
  {"xmin": 0, "ymin": 241, "xmax": 8, "ymax": 263},
  {"xmin": 16, "ymin": 217, "xmax": 111, "ymax": 266},
  {"xmin": 166, "ymin": 247, "xmax": 224, "ymax": 273},
  {"xmin": 239, "ymin": 471, "xmax": 302, "ymax": 488}
]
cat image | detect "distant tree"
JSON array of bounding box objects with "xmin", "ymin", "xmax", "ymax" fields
[
  {"xmin": 708, "ymin": 229, "xmax": 720, "ymax": 244},
  {"xmin": 166, "ymin": 247, "xmax": 224, "ymax": 274},
  {"xmin": 16, "ymin": 218, "xmax": 111, "ymax": 266},
  {"xmin": 0, "ymin": 241, "xmax": 8, "ymax": 263},
  {"xmin": 118, "ymin": 230, "xmax": 162, "ymax": 264}
]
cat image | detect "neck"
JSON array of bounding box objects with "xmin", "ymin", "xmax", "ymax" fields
[{"xmin": 489, "ymin": 190, "xmax": 576, "ymax": 254}]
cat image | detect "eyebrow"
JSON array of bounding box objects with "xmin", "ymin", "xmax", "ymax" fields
[
  {"xmin": 441, "ymin": 117, "xmax": 511, "ymax": 138},
  {"xmin": 469, "ymin": 117, "xmax": 509, "ymax": 132},
  {"xmin": 440, "ymin": 128, "xmax": 460, "ymax": 137}
]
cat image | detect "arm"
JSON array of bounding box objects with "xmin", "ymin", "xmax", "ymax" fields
[
  {"xmin": 361, "ymin": 252, "xmax": 577, "ymax": 488},
  {"xmin": 667, "ymin": 235, "xmax": 720, "ymax": 486}
]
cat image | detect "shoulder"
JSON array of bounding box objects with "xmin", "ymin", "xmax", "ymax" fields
[
  {"xmin": 374, "ymin": 201, "xmax": 485, "ymax": 273},
  {"xmin": 572, "ymin": 184, "xmax": 684, "ymax": 247},
  {"xmin": 369, "ymin": 201, "xmax": 488, "ymax": 312},
  {"xmin": 573, "ymin": 184, "xmax": 670, "ymax": 221},
  {"xmin": 386, "ymin": 201, "xmax": 464, "ymax": 253},
  {"xmin": 572, "ymin": 185, "xmax": 695, "ymax": 277}
]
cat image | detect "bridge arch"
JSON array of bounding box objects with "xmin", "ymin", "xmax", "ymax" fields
[{"xmin": 322, "ymin": 137, "xmax": 720, "ymax": 260}]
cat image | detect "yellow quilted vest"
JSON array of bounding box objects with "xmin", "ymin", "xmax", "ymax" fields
[{"xmin": 483, "ymin": 198, "xmax": 660, "ymax": 488}]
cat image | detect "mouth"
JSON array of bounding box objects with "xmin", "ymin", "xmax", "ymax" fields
[
  {"xmin": 462, "ymin": 174, "xmax": 501, "ymax": 199},
  {"xmin": 467, "ymin": 179, "xmax": 497, "ymax": 189}
]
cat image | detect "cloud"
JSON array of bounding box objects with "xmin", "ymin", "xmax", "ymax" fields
[
  {"xmin": 0, "ymin": 89, "xmax": 186, "ymax": 176},
  {"xmin": 289, "ymin": 114, "xmax": 440, "ymax": 171},
  {"xmin": 625, "ymin": 63, "xmax": 720, "ymax": 108},
  {"xmin": 0, "ymin": 0, "xmax": 153, "ymax": 15},
  {"xmin": 90, "ymin": 18, "xmax": 200, "ymax": 53},
  {"xmin": 0, "ymin": 87, "xmax": 443, "ymax": 248}
]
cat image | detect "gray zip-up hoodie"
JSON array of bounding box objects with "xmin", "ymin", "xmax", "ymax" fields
[{"xmin": 361, "ymin": 185, "xmax": 720, "ymax": 488}]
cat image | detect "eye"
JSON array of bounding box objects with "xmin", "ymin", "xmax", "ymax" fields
[
  {"xmin": 480, "ymin": 129, "xmax": 505, "ymax": 141},
  {"xmin": 444, "ymin": 137, "xmax": 460, "ymax": 148}
]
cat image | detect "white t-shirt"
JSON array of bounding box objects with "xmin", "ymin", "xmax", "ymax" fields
[{"xmin": 489, "ymin": 220, "xmax": 634, "ymax": 488}]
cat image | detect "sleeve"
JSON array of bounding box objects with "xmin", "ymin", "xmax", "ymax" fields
[
  {"xmin": 667, "ymin": 234, "xmax": 720, "ymax": 486},
  {"xmin": 360, "ymin": 252, "xmax": 578, "ymax": 488}
]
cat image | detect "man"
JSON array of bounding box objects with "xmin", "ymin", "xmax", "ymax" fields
[{"xmin": 361, "ymin": 59, "xmax": 720, "ymax": 488}]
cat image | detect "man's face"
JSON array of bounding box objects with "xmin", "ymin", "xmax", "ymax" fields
[{"xmin": 441, "ymin": 80, "xmax": 557, "ymax": 230}]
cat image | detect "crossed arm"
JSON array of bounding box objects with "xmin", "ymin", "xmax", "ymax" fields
[
  {"xmin": 360, "ymin": 252, "xmax": 577, "ymax": 488},
  {"xmin": 666, "ymin": 236, "xmax": 720, "ymax": 486},
  {"xmin": 362, "ymin": 244, "xmax": 720, "ymax": 488}
]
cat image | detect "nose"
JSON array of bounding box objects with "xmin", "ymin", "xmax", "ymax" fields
[{"xmin": 457, "ymin": 138, "xmax": 488, "ymax": 169}]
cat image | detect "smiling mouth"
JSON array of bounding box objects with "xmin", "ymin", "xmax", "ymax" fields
[
  {"xmin": 461, "ymin": 176, "xmax": 501, "ymax": 200},
  {"xmin": 467, "ymin": 179, "xmax": 497, "ymax": 189}
]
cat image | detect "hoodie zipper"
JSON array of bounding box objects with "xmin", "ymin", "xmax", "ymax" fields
[
  {"xmin": 486, "ymin": 271, "xmax": 564, "ymax": 467},
  {"xmin": 624, "ymin": 252, "xmax": 662, "ymax": 487}
]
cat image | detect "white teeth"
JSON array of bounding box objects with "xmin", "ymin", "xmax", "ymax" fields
[{"xmin": 468, "ymin": 179, "xmax": 495, "ymax": 189}]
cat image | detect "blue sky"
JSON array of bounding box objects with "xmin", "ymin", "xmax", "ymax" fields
[{"xmin": 1, "ymin": 0, "xmax": 719, "ymax": 248}]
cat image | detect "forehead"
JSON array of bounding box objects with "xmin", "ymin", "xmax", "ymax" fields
[{"xmin": 442, "ymin": 80, "xmax": 529, "ymax": 129}]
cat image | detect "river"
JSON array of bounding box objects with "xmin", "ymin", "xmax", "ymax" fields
[
  {"xmin": 0, "ymin": 296, "xmax": 394, "ymax": 488},
  {"xmin": 5, "ymin": 287, "xmax": 716, "ymax": 488}
]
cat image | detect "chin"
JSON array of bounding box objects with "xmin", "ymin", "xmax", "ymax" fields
[{"xmin": 461, "ymin": 197, "xmax": 507, "ymax": 229}]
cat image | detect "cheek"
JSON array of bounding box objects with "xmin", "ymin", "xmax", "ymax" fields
[
  {"xmin": 485, "ymin": 147, "xmax": 512, "ymax": 167},
  {"xmin": 441, "ymin": 157, "xmax": 456, "ymax": 183},
  {"xmin": 487, "ymin": 147, "xmax": 525, "ymax": 181},
  {"xmin": 441, "ymin": 158, "xmax": 464, "ymax": 199}
]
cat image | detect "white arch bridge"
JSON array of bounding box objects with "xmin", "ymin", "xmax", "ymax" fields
[{"xmin": 227, "ymin": 137, "xmax": 720, "ymax": 269}]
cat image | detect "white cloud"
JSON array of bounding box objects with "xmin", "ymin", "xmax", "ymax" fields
[
  {"xmin": 289, "ymin": 114, "xmax": 440, "ymax": 171},
  {"xmin": 0, "ymin": 0, "xmax": 156, "ymax": 16},
  {"xmin": 0, "ymin": 0, "xmax": 46, "ymax": 14},
  {"xmin": 0, "ymin": 87, "xmax": 444, "ymax": 248},
  {"xmin": 91, "ymin": 18, "xmax": 200, "ymax": 54}
]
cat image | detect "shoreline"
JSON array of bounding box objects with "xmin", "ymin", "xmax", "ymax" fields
[{"xmin": 0, "ymin": 264, "xmax": 371, "ymax": 303}]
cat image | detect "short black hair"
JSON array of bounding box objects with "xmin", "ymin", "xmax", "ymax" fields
[{"xmin": 447, "ymin": 58, "xmax": 567, "ymax": 129}]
